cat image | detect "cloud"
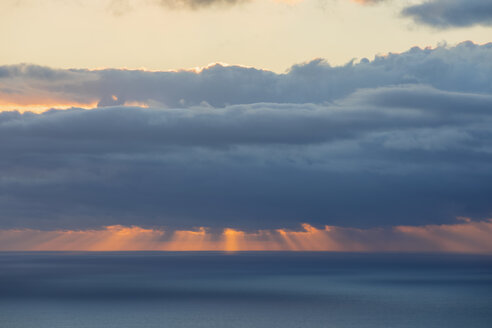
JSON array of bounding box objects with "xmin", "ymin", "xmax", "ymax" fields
[
  {"xmin": 402, "ymin": 0, "xmax": 492, "ymax": 28},
  {"xmin": 0, "ymin": 42, "xmax": 491, "ymax": 231},
  {"xmin": 351, "ymin": 0, "xmax": 384, "ymax": 5},
  {"xmin": 106, "ymin": 0, "xmax": 257, "ymax": 14},
  {"xmin": 1, "ymin": 219, "xmax": 491, "ymax": 253},
  {"xmin": 155, "ymin": 0, "xmax": 247, "ymax": 9},
  {"xmin": 2, "ymin": 42, "xmax": 491, "ymax": 112},
  {"xmin": 0, "ymin": 85, "xmax": 492, "ymax": 230}
]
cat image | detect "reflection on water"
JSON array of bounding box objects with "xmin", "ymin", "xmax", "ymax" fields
[{"xmin": 0, "ymin": 252, "xmax": 491, "ymax": 328}]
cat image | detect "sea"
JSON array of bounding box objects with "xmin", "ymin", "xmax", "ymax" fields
[{"xmin": 0, "ymin": 252, "xmax": 491, "ymax": 328}]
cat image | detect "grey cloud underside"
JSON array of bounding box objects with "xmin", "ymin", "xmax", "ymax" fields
[
  {"xmin": 402, "ymin": 0, "xmax": 492, "ymax": 28},
  {"xmin": 1, "ymin": 43, "xmax": 492, "ymax": 230},
  {"xmin": 2, "ymin": 90, "xmax": 492, "ymax": 230}
]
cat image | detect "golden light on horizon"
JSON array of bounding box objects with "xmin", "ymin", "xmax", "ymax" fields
[
  {"xmin": 223, "ymin": 228, "xmax": 245, "ymax": 252},
  {"xmin": 166, "ymin": 227, "xmax": 212, "ymax": 251},
  {"xmin": 1, "ymin": 219, "xmax": 492, "ymax": 253},
  {"xmin": 0, "ymin": 102, "xmax": 99, "ymax": 113},
  {"xmin": 0, "ymin": 101, "xmax": 152, "ymax": 113}
]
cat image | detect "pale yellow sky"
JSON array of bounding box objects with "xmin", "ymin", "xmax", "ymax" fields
[{"xmin": 1, "ymin": 0, "xmax": 491, "ymax": 72}]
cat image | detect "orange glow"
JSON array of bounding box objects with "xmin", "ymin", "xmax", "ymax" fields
[
  {"xmin": 0, "ymin": 101, "xmax": 150, "ymax": 113},
  {"xmin": 0, "ymin": 102, "xmax": 99, "ymax": 113},
  {"xmin": 124, "ymin": 101, "xmax": 150, "ymax": 108},
  {"xmin": 165, "ymin": 227, "xmax": 216, "ymax": 251},
  {"xmin": 224, "ymin": 228, "xmax": 244, "ymax": 252},
  {"xmin": 0, "ymin": 219, "xmax": 491, "ymax": 253},
  {"xmin": 393, "ymin": 220, "xmax": 492, "ymax": 253}
]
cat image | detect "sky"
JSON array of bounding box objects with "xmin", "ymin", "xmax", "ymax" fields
[
  {"xmin": 1, "ymin": 0, "xmax": 492, "ymax": 251},
  {"xmin": 2, "ymin": 0, "xmax": 492, "ymax": 72}
]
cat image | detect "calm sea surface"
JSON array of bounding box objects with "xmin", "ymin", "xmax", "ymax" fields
[{"xmin": 0, "ymin": 252, "xmax": 491, "ymax": 328}]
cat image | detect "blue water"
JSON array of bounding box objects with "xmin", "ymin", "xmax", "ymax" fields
[{"xmin": 0, "ymin": 252, "xmax": 491, "ymax": 328}]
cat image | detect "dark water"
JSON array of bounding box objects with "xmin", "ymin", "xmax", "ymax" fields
[{"xmin": 0, "ymin": 252, "xmax": 491, "ymax": 328}]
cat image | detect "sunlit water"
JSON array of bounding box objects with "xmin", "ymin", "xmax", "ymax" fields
[{"xmin": 0, "ymin": 252, "xmax": 491, "ymax": 328}]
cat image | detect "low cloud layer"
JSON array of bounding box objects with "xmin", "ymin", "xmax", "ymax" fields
[
  {"xmin": 402, "ymin": 0, "xmax": 492, "ymax": 28},
  {"xmin": 0, "ymin": 43, "xmax": 491, "ymax": 232},
  {"xmin": 2, "ymin": 42, "xmax": 491, "ymax": 111}
]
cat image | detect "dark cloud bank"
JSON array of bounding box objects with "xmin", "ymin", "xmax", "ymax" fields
[{"xmin": 1, "ymin": 42, "xmax": 492, "ymax": 230}]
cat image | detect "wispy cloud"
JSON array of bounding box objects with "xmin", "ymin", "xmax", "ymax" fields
[
  {"xmin": 350, "ymin": 0, "xmax": 492, "ymax": 29},
  {"xmin": 350, "ymin": 0, "xmax": 384, "ymax": 5},
  {"xmin": 402, "ymin": 0, "xmax": 492, "ymax": 28}
]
